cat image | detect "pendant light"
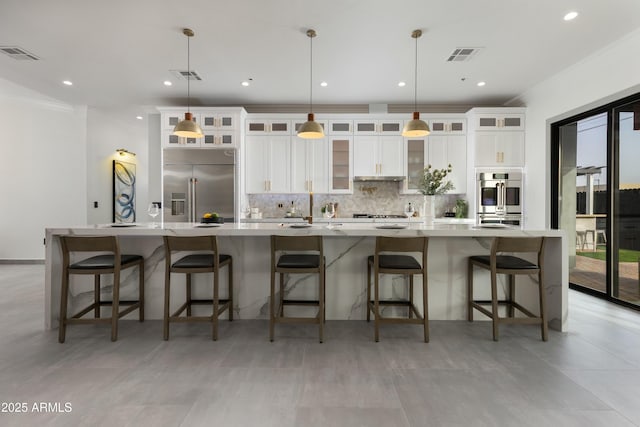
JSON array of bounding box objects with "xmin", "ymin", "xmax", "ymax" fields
[
  {"xmin": 297, "ymin": 29, "xmax": 325, "ymax": 139},
  {"xmin": 173, "ymin": 28, "xmax": 203, "ymax": 139},
  {"xmin": 402, "ymin": 29, "xmax": 430, "ymax": 137}
]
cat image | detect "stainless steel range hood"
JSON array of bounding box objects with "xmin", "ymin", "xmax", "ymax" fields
[{"xmin": 353, "ymin": 175, "xmax": 405, "ymax": 182}]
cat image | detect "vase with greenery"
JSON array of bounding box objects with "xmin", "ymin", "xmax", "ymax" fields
[{"xmin": 418, "ymin": 164, "xmax": 454, "ymax": 224}]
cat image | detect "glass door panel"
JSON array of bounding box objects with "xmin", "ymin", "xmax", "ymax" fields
[{"xmin": 614, "ymin": 101, "xmax": 640, "ymax": 304}]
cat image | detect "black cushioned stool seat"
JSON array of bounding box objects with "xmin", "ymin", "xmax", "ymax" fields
[
  {"xmin": 163, "ymin": 236, "xmax": 233, "ymax": 341},
  {"xmin": 367, "ymin": 236, "xmax": 429, "ymax": 342},
  {"xmin": 59, "ymin": 236, "xmax": 144, "ymax": 343},
  {"xmin": 270, "ymin": 235, "xmax": 325, "ymax": 343},
  {"xmin": 468, "ymin": 237, "xmax": 548, "ymax": 341}
]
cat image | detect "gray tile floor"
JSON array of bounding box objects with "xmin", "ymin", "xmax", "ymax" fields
[{"xmin": 2, "ymin": 264, "xmax": 640, "ymax": 426}]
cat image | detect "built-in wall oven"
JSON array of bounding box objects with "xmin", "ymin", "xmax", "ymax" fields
[{"xmin": 476, "ymin": 171, "xmax": 523, "ymax": 226}]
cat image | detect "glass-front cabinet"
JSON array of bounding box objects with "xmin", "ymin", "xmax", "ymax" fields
[
  {"xmin": 329, "ymin": 137, "xmax": 353, "ymax": 193},
  {"xmin": 405, "ymin": 138, "xmax": 426, "ymax": 192}
]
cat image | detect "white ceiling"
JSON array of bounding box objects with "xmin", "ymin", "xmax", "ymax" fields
[{"xmin": 1, "ymin": 0, "xmax": 640, "ymax": 115}]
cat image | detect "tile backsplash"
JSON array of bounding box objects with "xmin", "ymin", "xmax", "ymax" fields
[{"xmin": 246, "ymin": 182, "xmax": 468, "ymax": 219}]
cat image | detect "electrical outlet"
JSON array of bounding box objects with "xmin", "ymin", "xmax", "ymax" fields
[{"xmin": 277, "ymin": 203, "xmax": 284, "ymax": 208}]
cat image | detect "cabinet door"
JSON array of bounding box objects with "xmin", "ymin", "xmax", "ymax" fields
[
  {"xmin": 378, "ymin": 120, "xmax": 403, "ymax": 135},
  {"xmin": 496, "ymin": 132, "xmax": 524, "ymax": 166},
  {"xmin": 353, "ymin": 136, "xmax": 378, "ymax": 176},
  {"xmin": 329, "ymin": 137, "xmax": 352, "ymax": 193},
  {"xmin": 245, "ymin": 137, "xmax": 269, "ymax": 193},
  {"xmin": 268, "ymin": 136, "xmax": 291, "ymax": 192},
  {"xmin": 201, "ymin": 113, "xmax": 238, "ymax": 130},
  {"xmin": 246, "ymin": 120, "xmax": 291, "ymax": 135},
  {"xmin": 429, "ymin": 119, "xmax": 466, "ymax": 135},
  {"xmin": 476, "ymin": 114, "xmax": 524, "ymax": 130},
  {"xmin": 162, "ymin": 130, "xmax": 201, "ymax": 148},
  {"xmin": 378, "ymin": 136, "xmax": 404, "ymax": 176},
  {"xmin": 201, "ymin": 131, "xmax": 238, "ymax": 148},
  {"xmin": 291, "ymin": 140, "xmax": 309, "ymax": 193},
  {"xmin": 308, "ymin": 139, "xmax": 329, "ymax": 193},
  {"xmin": 328, "ymin": 120, "xmax": 352, "ymax": 135},
  {"xmin": 447, "ymin": 135, "xmax": 467, "ymax": 193},
  {"xmin": 405, "ymin": 138, "xmax": 427, "ymax": 192},
  {"xmin": 354, "ymin": 121, "xmax": 378, "ymax": 136}
]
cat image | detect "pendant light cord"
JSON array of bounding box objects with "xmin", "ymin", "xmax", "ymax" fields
[
  {"xmin": 413, "ymin": 33, "xmax": 418, "ymax": 112},
  {"xmin": 187, "ymin": 33, "xmax": 191, "ymax": 112},
  {"xmin": 309, "ymin": 33, "xmax": 313, "ymax": 114}
]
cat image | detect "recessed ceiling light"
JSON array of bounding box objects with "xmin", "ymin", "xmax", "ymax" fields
[
  {"xmin": 320, "ymin": 81, "xmax": 328, "ymax": 87},
  {"xmin": 564, "ymin": 11, "xmax": 578, "ymax": 21},
  {"xmin": 136, "ymin": 116, "xmax": 143, "ymax": 120},
  {"xmin": 163, "ymin": 80, "xmax": 172, "ymax": 86},
  {"xmin": 241, "ymin": 81, "xmax": 250, "ymax": 87},
  {"xmin": 398, "ymin": 81, "xmax": 406, "ymax": 87},
  {"xmin": 62, "ymin": 80, "xmax": 72, "ymax": 86},
  {"xmin": 477, "ymin": 81, "xmax": 486, "ymax": 87}
]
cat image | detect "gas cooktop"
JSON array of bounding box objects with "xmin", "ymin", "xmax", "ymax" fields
[{"xmin": 352, "ymin": 214, "xmax": 407, "ymax": 219}]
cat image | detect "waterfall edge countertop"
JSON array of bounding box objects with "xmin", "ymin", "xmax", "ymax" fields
[{"xmin": 44, "ymin": 223, "xmax": 567, "ymax": 333}]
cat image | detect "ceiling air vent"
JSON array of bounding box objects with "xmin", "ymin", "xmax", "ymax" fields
[
  {"xmin": 0, "ymin": 46, "xmax": 40, "ymax": 60},
  {"xmin": 446, "ymin": 47, "xmax": 482, "ymax": 62},
  {"xmin": 169, "ymin": 70, "xmax": 202, "ymax": 81}
]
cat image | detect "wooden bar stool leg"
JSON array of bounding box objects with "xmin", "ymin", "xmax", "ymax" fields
[
  {"xmin": 508, "ymin": 275, "xmax": 515, "ymax": 318},
  {"xmin": 111, "ymin": 270, "xmax": 120, "ymax": 342},
  {"xmin": 186, "ymin": 273, "xmax": 192, "ymax": 316},
  {"xmin": 59, "ymin": 271, "xmax": 70, "ymax": 343},
  {"xmin": 319, "ymin": 267, "xmax": 324, "ymax": 343},
  {"xmin": 408, "ymin": 275, "xmax": 414, "ymax": 319},
  {"xmin": 269, "ymin": 268, "xmax": 276, "ymax": 342},
  {"xmin": 94, "ymin": 275, "xmax": 101, "ymax": 318},
  {"xmin": 374, "ymin": 271, "xmax": 380, "ymax": 343},
  {"xmin": 467, "ymin": 260, "xmax": 474, "ymax": 322},
  {"xmin": 539, "ymin": 271, "xmax": 548, "ymax": 341},
  {"xmin": 212, "ymin": 268, "xmax": 219, "ymax": 341},
  {"xmin": 490, "ymin": 270, "xmax": 499, "ymax": 341},
  {"xmin": 139, "ymin": 261, "xmax": 145, "ymax": 321},
  {"xmin": 228, "ymin": 260, "xmax": 233, "ymax": 321},
  {"xmin": 366, "ymin": 261, "xmax": 372, "ymax": 322},
  {"xmin": 422, "ymin": 270, "xmax": 429, "ymax": 343},
  {"xmin": 163, "ymin": 271, "xmax": 171, "ymax": 341},
  {"xmin": 279, "ymin": 272, "xmax": 285, "ymax": 317}
]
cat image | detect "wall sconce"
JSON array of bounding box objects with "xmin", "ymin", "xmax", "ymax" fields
[{"xmin": 116, "ymin": 148, "xmax": 136, "ymax": 156}]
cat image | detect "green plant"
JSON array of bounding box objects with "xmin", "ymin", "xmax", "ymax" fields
[{"xmin": 418, "ymin": 164, "xmax": 454, "ymax": 195}]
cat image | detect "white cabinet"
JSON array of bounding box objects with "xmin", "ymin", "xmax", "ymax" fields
[
  {"xmin": 354, "ymin": 119, "xmax": 403, "ymax": 135},
  {"xmin": 473, "ymin": 113, "xmax": 524, "ymax": 130},
  {"xmin": 427, "ymin": 135, "xmax": 467, "ymax": 193},
  {"xmin": 328, "ymin": 120, "xmax": 353, "ymax": 135},
  {"xmin": 354, "ymin": 136, "xmax": 405, "ymax": 177},
  {"xmin": 246, "ymin": 119, "xmax": 292, "ymax": 135},
  {"xmin": 245, "ymin": 136, "xmax": 291, "ymax": 193},
  {"xmin": 475, "ymin": 132, "xmax": 525, "ymax": 167},
  {"xmin": 161, "ymin": 109, "xmax": 242, "ymax": 148},
  {"xmin": 329, "ymin": 137, "xmax": 353, "ymax": 193},
  {"xmin": 428, "ymin": 119, "xmax": 466, "ymax": 135},
  {"xmin": 404, "ymin": 138, "xmax": 427, "ymax": 192},
  {"xmin": 291, "ymin": 138, "xmax": 329, "ymax": 193}
]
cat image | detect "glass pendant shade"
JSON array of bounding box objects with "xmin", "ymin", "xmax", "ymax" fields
[
  {"xmin": 298, "ymin": 113, "xmax": 324, "ymax": 139},
  {"xmin": 402, "ymin": 111, "xmax": 430, "ymax": 137},
  {"xmin": 174, "ymin": 112, "xmax": 204, "ymax": 138}
]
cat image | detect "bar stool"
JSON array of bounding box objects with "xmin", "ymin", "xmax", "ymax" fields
[
  {"xmin": 467, "ymin": 237, "xmax": 547, "ymax": 341},
  {"xmin": 367, "ymin": 236, "xmax": 429, "ymax": 342},
  {"xmin": 270, "ymin": 235, "xmax": 325, "ymax": 343},
  {"xmin": 163, "ymin": 235, "xmax": 233, "ymax": 340},
  {"xmin": 59, "ymin": 235, "xmax": 144, "ymax": 343}
]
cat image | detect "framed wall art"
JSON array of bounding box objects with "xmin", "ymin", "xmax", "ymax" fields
[{"xmin": 112, "ymin": 159, "xmax": 136, "ymax": 223}]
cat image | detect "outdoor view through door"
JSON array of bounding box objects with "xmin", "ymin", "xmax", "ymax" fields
[{"xmin": 553, "ymin": 93, "xmax": 640, "ymax": 309}]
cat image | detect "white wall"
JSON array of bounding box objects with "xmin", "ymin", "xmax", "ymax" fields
[
  {"xmin": 511, "ymin": 28, "xmax": 640, "ymax": 229},
  {"xmin": 0, "ymin": 77, "xmax": 87, "ymax": 260}
]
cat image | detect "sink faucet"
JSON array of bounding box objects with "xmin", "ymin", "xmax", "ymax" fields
[{"xmin": 303, "ymin": 192, "xmax": 313, "ymax": 224}]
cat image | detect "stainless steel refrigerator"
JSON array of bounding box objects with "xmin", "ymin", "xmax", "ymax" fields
[{"xmin": 163, "ymin": 149, "xmax": 235, "ymax": 222}]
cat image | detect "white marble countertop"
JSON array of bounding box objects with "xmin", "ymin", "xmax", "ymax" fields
[{"xmin": 47, "ymin": 222, "xmax": 563, "ymax": 238}]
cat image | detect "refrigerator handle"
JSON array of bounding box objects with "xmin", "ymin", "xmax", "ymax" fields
[{"xmin": 188, "ymin": 178, "xmax": 198, "ymax": 222}]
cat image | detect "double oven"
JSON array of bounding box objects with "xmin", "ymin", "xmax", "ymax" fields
[{"xmin": 476, "ymin": 171, "xmax": 523, "ymax": 226}]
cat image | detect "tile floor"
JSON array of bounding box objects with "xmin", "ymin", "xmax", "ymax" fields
[{"xmin": 1, "ymin": 264, "xmax": 640, "ymax": 426}]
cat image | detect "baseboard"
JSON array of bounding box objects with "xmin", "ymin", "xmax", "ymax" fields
[{"xmin": 0, "ymin": 259, "xmax": 45, "ymax": 265}]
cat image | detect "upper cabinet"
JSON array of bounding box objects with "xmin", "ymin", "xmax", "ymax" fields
[
  {"xmin": 427, "ymin": 135, "xmax": 467, "ymax": 194},
  {"xmin": 246, "ymin": 119, "xmax": 292, "ymax": 135},
  {"xmin": 328, "ymin": 137, "xmax": 353, "ymax": 193},
  {"xmin": 160, "ymin": 108, "xmax": 244, "ymax": 149},
  {"xmin": 428, "ymin": 118, "xmax": 466, "ymax": 135},
  {"xmin": 353, "ymin": 135, "xmax": 405, "ymax": 178},
  {"xmin": 328, "ymin": 120, "xmax": 353, "ymax": 135},
  {"xmin": 245, "ymin": 135, "xmax": 291, "ymax": 193},
  {"xmin": 291, "ymin": 138, "xmax": 329, "ymax": 194},
  {"xmin": 468, "ymin": 108, "xmax": 525, "ymax": 167},
  {"xmin": 353, "ymin": 119, "xmax": 403, "ymax": 136}
]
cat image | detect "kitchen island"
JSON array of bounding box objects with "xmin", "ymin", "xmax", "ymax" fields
[{"xmin": 44, "ymin": 223, "xmax": 567, "ymax": 332}]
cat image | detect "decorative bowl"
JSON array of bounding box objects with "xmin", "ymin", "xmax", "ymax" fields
[{"xmin": 201, "ymin": 217, "xmax": 224, "ymax": 224}]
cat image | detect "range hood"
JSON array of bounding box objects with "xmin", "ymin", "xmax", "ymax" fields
[{"xmin": 353, "ymin": 175, "xmax": 405, "ymax": 182}]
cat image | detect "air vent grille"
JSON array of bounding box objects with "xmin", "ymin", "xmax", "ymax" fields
[
  {"xmin": 170, "ymin": 70, "xmax": 202, "ymax": 80},
  {"xmin": 446, "ymin": 47, "xmax": 482, "ymax": 62},
  {"xmin": 0, "ymin": 46, "xmax": 40, "ymax": 60}
]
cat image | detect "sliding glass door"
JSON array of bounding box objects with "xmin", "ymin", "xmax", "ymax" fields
[{"xmin": 553, "ymin": 92, "xmax": 640, "ymax": 309}]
